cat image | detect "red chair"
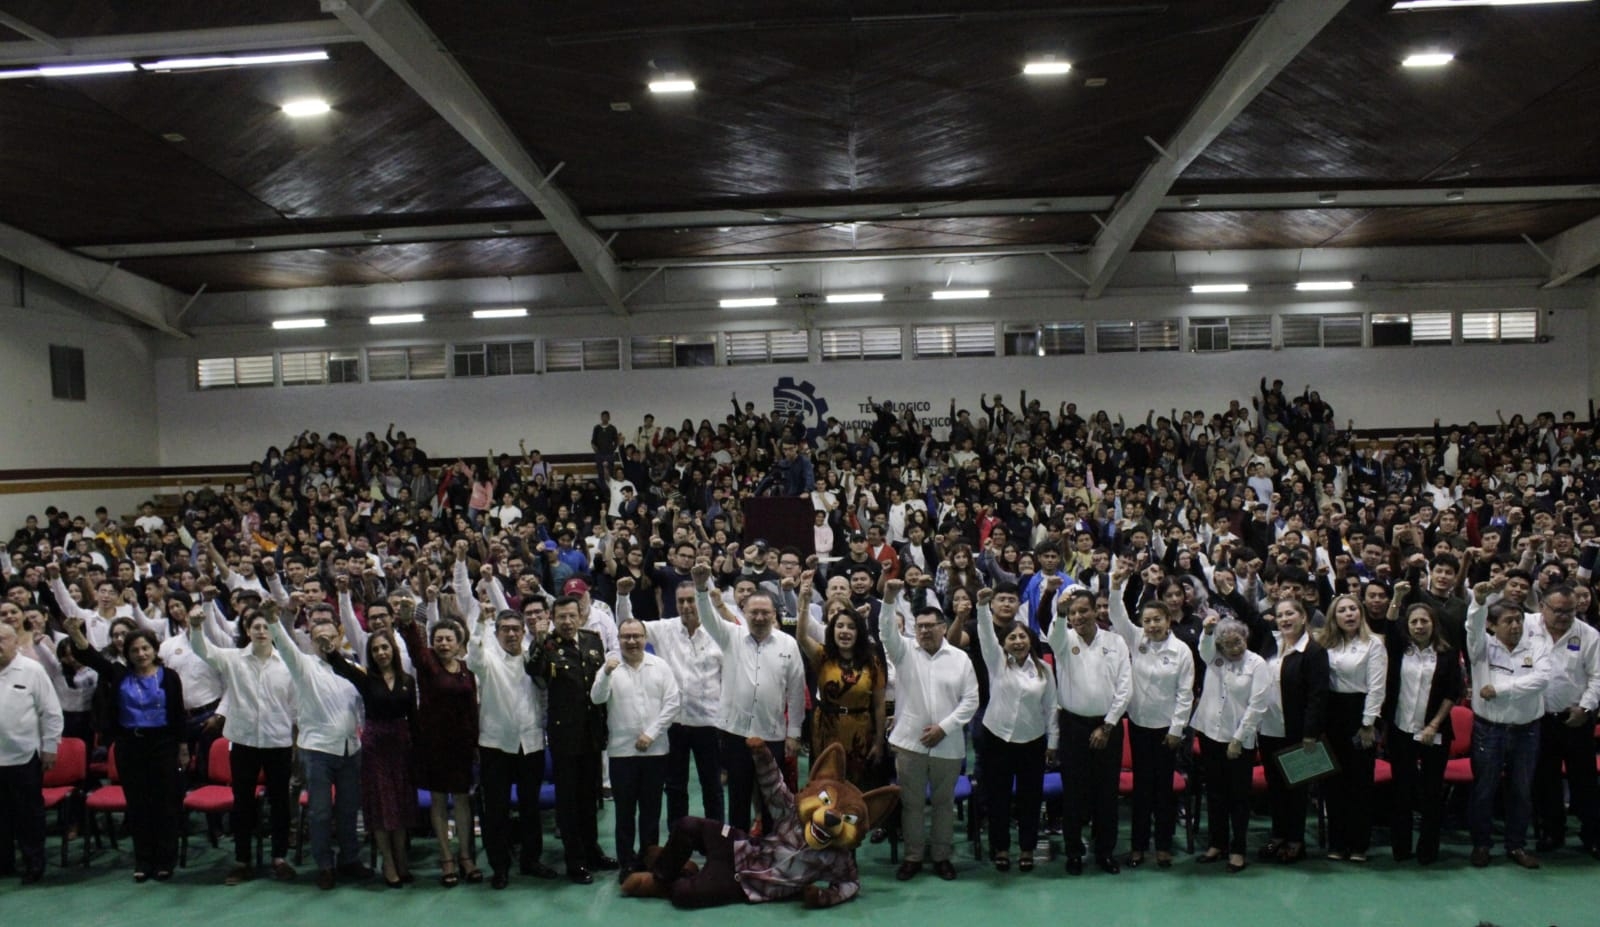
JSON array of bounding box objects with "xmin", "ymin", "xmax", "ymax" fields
[
  {"xmin": 41, "ymin": 737, "xmax": 88, "ymax": 867},
  {"xmin": 1443, "ymin": 706, "xmax": 1475, "ymax": 787},
  {"xmin": 181, "ymin": 738, "xmax": 256, "ymax": 866},
  {"xmin": 83, "ymin": 745, "xmax": 128, "ymax": 855}
]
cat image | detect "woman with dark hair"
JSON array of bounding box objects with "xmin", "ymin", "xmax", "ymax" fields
[
  {"xmin": 973, "ymin": 588, "xmax": 1056, "ymax": 872},
  {"xmin": 324, "ymin": 627, "xmax": 419, "ymax": 887},
  {"xmin": 935, "ymin": 543, "xmax": 985, "ymax": 611},
  {"xmin": 1317, "ymin": 592, "xmax": 1387, "ymax": 862},
  {"xmin": 1253, "ymin": 596, "xmax": 1328, "ymax": 864},
  {"xmin": 797, "ymin": 586, "xmax": 886, "ymax": 788},
  {"xmin": 66, "ymin": 620, "xmax": 185, "ymax": 882},
  {"xmin": 398, "ymin": 607, "xmax": 480, "ymax": 886},
  {"xmin": 1381, "ymin": 598, "xmax": 1462, "ymax": 864}
]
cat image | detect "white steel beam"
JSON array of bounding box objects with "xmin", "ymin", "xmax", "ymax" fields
[
  {"xmin": 0, "ymin": 220, "xmax": 187, "ymax": 336},
  {"xmin": 324, "ymin": 0, "xmax": 628, "ymax": 315},
  {"xmin": 0, "ymin": 20, "xmax": 360, "ymax": 67},
  {"xmin": 1082, "ymin": 0, "xmax": 1351, "ymax": 297},
  {"xmin": 1543, "ymin": 213, "xmax": 1600, "ymax": 288}
]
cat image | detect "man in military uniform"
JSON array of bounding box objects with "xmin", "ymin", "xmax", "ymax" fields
[{"xmin": 529, "ymin": 595, "xmax": 615, "ymax": 883}]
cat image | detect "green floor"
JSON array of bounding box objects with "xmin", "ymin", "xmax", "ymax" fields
[{"xmin": 5, "ymin": 806, "xmax": 1590, "ymax": 927}]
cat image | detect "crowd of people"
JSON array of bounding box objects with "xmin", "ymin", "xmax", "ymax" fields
[{"xmin": 2, "ymin": 377, "xmax": 1599, "ymax": 894}]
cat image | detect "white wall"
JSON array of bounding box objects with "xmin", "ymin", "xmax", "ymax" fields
[
  {"xmin": 0, "ymin": 269, "xmax": 162, "ymax": 528},
  {"xmin": 153, "ymin": 307, "xmax": 1589, "ymax": 465}
]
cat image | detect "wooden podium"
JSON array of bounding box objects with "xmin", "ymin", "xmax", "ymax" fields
[{"xmin": 741, "ymin": 496, "xmax": 815, "ymax": 552}]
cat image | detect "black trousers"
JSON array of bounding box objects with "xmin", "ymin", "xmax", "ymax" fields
[
  {"xmin": 480, "ymin": 746, "xmax": 545, "ymax": 875},
  {"xmin": 611, "ymin": 755, "xmax": 668, "ymax": 868},
  {"xmin": 1324, "ymin": 692, "xmax": 1375, "ymax": 855},
  {"xmin": 979, "ymin": 733, "xmax": 1046, "ymax": 855},
  {"xmin": 719, "ymin": 732, "xmax": 784, "ymax": 834},
  {"xmin": 117, "ymin": 732, "xmax": 182, "ymax": 873},
  {"xmin": 0, "ymin": 754, "xmax": 45, "ymax": 876},
  {"xmin": 1258, "ymin": 734, "xmax": 1311, "ymax": 845},
  {"xmin": 1128, "ymin": 724, "xmax": 1181, "ymax": 853},
  {"xmin": 551, "ymin": 748, "xmax": 603, "ymax": 868},
  {"xmin": 1534, "ymin": 713, "xmax": 1600, "ymax": 848},
  {"xmin": 665, "ymin": 724, "xmax": 722, "ymax": 825},
  {"xmin": 1199, "ymin": 735, "xmax": 1251, "ymax": 855},
  {"xmin": 651, "ymin": 816, "xmax": 748, "ymax": 909},
  {"xmin": 1386, "ymin": 730, "xmax": 1447, "ymax": 859},
  {"xmin": 228, "ymin": 744, "xmax": 293, "ymax": 863},
  {"xmin": 1059, "ymin": 711, "xmax": 1122, "ymax": 858}
]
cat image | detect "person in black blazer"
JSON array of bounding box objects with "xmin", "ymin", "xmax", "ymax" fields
[
  {"xmin": 1381, "ymin": 595, "xmax": 1462, "ymax": 865},
  {"xmin": 66, "ymin": 620, "xmax": 186, "ymax": 882},
  {"xmin": 1252, "ymin": 597, "xmax": 1329, "ymax": 863}
]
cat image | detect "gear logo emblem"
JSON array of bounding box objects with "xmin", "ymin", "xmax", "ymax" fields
[{"xmin": 772, "ymin": 376, "xmax": 829, "ymax": 444}]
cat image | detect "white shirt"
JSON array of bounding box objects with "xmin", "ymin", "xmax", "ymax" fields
[
  {"xmin": 1047, "ymin": 614, "xmax": 1132, "ymax": 725},
  {"xmin": 158, "ymin": 629, "xmax": 226, "ymax": 710},
  {"xmin": 585, "ymin": 600, "xmax": 620, "ymax": 660},
  {"xmin": 975, "ymin": 606, "xmax": 1056, "ymax": 745},
  {"xmin": 1395, "ymin": 647, "xmax": 1438, "ymax": 737},
  {"xmin": 623, "ymin": 599, "xmax": 722, "ymax": 727},
  {"xmin": 882, "ymin": 597, "xmax": 978, "ymax": 760},
  {"xmin": 1466, "ymin": 592, "xmax": 1552, "ymax": 726},
  {"xmin": 1107, "ymin": 595, "xmax": 1195, "ymax": 737},
  {"xmin": 1524, "ymin": 614, "xmax": 1600, "ymax": 713},
  {"xmin": 0, "ymin": 656, "xmax": 63, "ymax": 765},
  {"xmin": 134, "ymin": 514, "xmax": 167, "ymax": 535},
  {"xmin": 1258, "ymin": 632, "xmax": 1309, "ymax": 739},
  {"xmin": 696, "ymin": 588, "xmax": 806, "ymax": 741},
  {"xmin": 190, "ymin": 631, "xmax": 295, "ymax": 749},
  {"xmin": 465, "ymin": 613, "xmax": 546, "ymax": 754},
  {"xmin": 1192, "ymin": 631, "xmax": 1271, "ymax": 748},
  {"xmin": 590, "ymin": 652, "xmax": 680, "ymax": 757},
  {"xmin": 269, "ymin": 619, "xmax": 363, "ymax": 756},
  {"xmin": 1325, "ymin": 635, "xmax": 1388, "ymax": 727},
  {"xmin": 48, "ymin": 577, "xmax": 132, "ymax": 651}
]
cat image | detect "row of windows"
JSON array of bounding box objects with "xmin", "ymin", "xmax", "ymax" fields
[{"xmin": 193, "ymin": 310, "xmax": 1541, "ymax": 388}]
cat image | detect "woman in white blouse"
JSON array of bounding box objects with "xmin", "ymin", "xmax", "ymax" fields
[
  {"xmin": 1193, "ymin": 615, "xmax": 1270, "ymax": 873},
  {"xmin": 1381, "ymin": 600, "xmax": 1461, "ymax": 864},
  {"xmin": 1316, "ymin": 593, "xmax": 1388, "ymax": 862},
  {"xmin": 973, "ymin": 588, "xmax": 1057, "ymax": 872},
  {"xmin": 1107, "ymin": 560, "xmax": 1194, "ymax": 869}
]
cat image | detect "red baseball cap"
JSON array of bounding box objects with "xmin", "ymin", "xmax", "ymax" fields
[{"xmin": 562, "ymin": 578, "xmax": 590, "ymax": 596}]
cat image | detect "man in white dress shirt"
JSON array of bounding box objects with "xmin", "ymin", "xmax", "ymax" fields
[
  {"xmin": 591, "ymin": 616, "xmax": 680, "ymax": 878},
  {"xmin": 883, "ymin": 580, "xmax": 978, "ymax": 882},
  {"xmin": 0, "ymin": 622, "xmax": 63, "ymax": 883},
  {"xmin": 692, "ymin": 563, "xmax": 804, "ymax": 835},
  {"xmin": 1525, "ymin": 584, "xmax": 1600, "ymax": 858}
]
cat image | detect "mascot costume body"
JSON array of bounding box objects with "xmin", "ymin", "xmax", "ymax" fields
[{"xmin": 622, "ymin": 738, "xmax": 899, "ymax": 908}]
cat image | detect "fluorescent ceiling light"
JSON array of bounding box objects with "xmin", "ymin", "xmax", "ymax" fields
[
  {"xmin": 648, "ymin": 79, "xmax": 696, "ymax": 93},
  {"xmin": 1402, "ymin": 52, "xmax": 1455, "ymax": 67},
  {"xmin": 0, "ymin": 61, "xmax": 136, "ymax": 79},
  {"xmin": 720, "ymin": 297, "xmax": 778, "ymax": 308},
  {"xmin": 370, "ymin": 313, "xmax": 424, "ymax": 325},
  {"xmin": 1393, "ymin": 0, "xmax": 1589, "ymax": 8},
  {"xmin": 281, "ymin": 98, "xmax": 331, "ymax": 117},
  {"xmin": 931, "ymin": 289, "xmax": 990, "ymax": 300},
  {"xmin": 825, "ymin": 293, "xmax": 884, "ymax": 304},
  {"xmin": 1190, "ymin": 283, "xmax": 1250, "ymax": 293},
  {"xmin": 1295, "ymin": 281, "xmax": 1355, "ymax": 291},
  {"xmin": 1023, "ymin": 60, "xmax": 1073, "ymax": 76},
  {"xmin": 472, "ymin": 307, "xmax": 528, "ymax": 319},
  {"xmin": 142, "ymin": 50, "xmax": 330, "ymax": 71},
  {"xmin": 272, "ymin": 318, "xmax": 326, "ymax": 330}
]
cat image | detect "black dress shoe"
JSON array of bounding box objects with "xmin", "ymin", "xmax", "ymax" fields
[
  {"xmin": 590, "ymin": 855, "xmax": 620, "ymax": 871},
  {"xmin": 568, "ymin": 867, "xmax": 594, "ymax": 885},
  {"xmin": 1536, "ymin": 837, "xmax": 1565, "ymax": 853},
  {"xmin": 20, "ymin": 870, "xmax": 45, "ymax": 885},
  {"xmin": 336, "ymin": 862, "xmax": 373, "ymax": 880},
  {"xmin": 1064, "ymin": 856, "xmax": 1084, "ymax": 876},
  {"xmin": 932, "ymin": 860, "xmax": 957, "ymax": 881},
  {"xmin": 1096, "ymin": 855, "xmax": 1121, "ymax": 875},
  {"xmin": 895, "ymin": 860, "xmax": 922, "ymax": 881},
  {"xmin": 491, "ymin": 872, "xmax": 509, "ymax": 890},
  {"xmin": 521, "ymin": 862, "xmax": 560, "ymax": 879}
]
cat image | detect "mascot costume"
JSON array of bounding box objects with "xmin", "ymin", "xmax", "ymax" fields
[{"xmin": 622, "ymin": 738, "xmax": 899, "ymax": 908}]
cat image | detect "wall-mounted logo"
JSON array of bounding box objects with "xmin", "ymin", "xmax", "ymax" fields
[{"xmin": 772, "ymin": 376, "xmax": 829, "ymax": 444}]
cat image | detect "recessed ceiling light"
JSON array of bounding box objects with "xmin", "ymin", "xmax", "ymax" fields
[
  {"xmin": 362, "ymin": 230, "xmax": 384, "ymax": 243},
  {"xmin": 1190, "ymin": 283, "xmax": 1250, "ymax": 293},
  {"xmin": 1393, "ymin": 0, "xmax": 1589, "ymax": 9},
  {"xmin": 1181, "ymin": 197, "xmax": 1201, "ymax": 208},
  {"xmin": 142, "ymin": 50, "xmax": 329, "ymax": 71},
  {"xmin": 931, "ymin": 289, "xmax": 990, "ymax": 300},
  {"xmin": 161, "ymin": 132, "xmax": 186, "ymax": 143},
  {"xmin": 648, "ymin": 79, "xmax": 696, "ymax": 93},
  {"xmin": 1084, "ymin": 77, "xmax": 1108, "ymax": 87},
  {"xmin": 472, "ymin": 307, "xmax": 528, "ymax": 319},
  {"xmin": 1295, "ymin": 281, "xmax": 1355, "ymax": 291},
  {"xmin": 0, "ymin": 61, "xmax": 136, "ymax": 79},
  {"xmin": 720, "ymin": 297, "xmax": 778, "ymax": 308},
  {"xmin": 825, "ymin": 293, "xmax": 884, "ymax": 304},
  {"xmin": 1317, "ymin": 192, "xmax": 1339, "ymax": 204},
  {"xmin": 1023, "ymin": 59, "xmax": 1073, "ymax": 76},
  {"xmin": 272, "ymin": 318, "xmax": 326, "ymax": 330},
  {"xmin": 1445, "ymin": 189, "xmax": 1466, "ymax": 201},
  {"xmin": 370, "ymin": 313, "xmax": 424, "ymax": 325},
  {"xmin": 281, "ymin": 98, "xmax": 331, "ymax": 117},
  {"xmin": 1402, "ymin": 52, "xmax": 1455, "ymax": 67},
  {"xmin": 610, "ymin": 101, "xmax": 632, "ymax": 111}
]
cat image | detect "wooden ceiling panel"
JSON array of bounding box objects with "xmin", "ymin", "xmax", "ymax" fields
[
  {"xmin": 1184, "ymin": 2, "xmax": 1600, "ymax": 185},
  {"xmin": 120, "ymin": 236, "xmax": 575, "ymax": 292},
  {"xmin": 0, "ymin": 1, "xmax": 306, "ymax": 37},
  {"xmin": 612, "ymin": 214, "xmax": 1100, "ymax": 260},
  {"xmin": 1137, "ymin": 202, "xmax": 1600, "ymax": 251},
  {"xmin": 416, "ymin": 0, "xmax": 1268, "ymax": 213}
]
